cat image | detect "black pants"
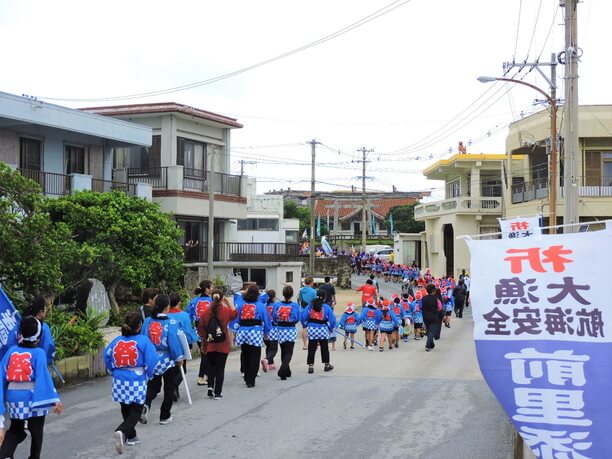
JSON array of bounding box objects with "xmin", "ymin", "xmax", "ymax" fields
[
  {"xmin": 424, "ymin": 320, "xmax": 438, "ymax": 350},
  {"xmin": 117, "ymin": 403, "xmax": 143, "ymax": 439},
  {"xmin": 278, "ymin": 341, "xmax": 295, "ymax": 378},
  {"xmin": 145, "ymin": 366, "xmax": 179, "ymax": 420},
  {"xmin": 241, "ymin": 344, "xmax": 261, "ymax": 386},
  {"xmin": 307, "ymin": 339, "xmax": 330, "ymax": 365},
  {"xmin": 264, "ymin": 339, "xmax": 278, "ymax": 364},
  {"xmin": 434, "ymin": 311, "xmax": 444, "ymax": 339},
  {"xmin": 198, "ymin": 346, "xmax": 209, "ymax": 378},
  {"xmin": 0, "ymin": 415, "xmax": 46, "ymax": 459},
  {"xmin": 455, "ymin": 300, "xmax": 465, "ymax": 318},
  {"xmin": 207, "ymin": 352, "xmax": 228, "ymax": 396}
]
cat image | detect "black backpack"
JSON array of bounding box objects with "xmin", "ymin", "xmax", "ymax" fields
[{"xmin": 205, "ymin": 313, "xmax": 226, "ymax": 343}]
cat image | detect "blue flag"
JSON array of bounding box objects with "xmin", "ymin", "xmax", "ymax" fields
[
  {"xmin": 0, "ymin": 285, "xmax": 21, "ymax": 361},
  {"xmin": 316, "ymin": 215, "xmax": 321, "ymax": 237},
  {"xmin": 389, "ymin": 213, "xmax": 394, "ymax": 234}
]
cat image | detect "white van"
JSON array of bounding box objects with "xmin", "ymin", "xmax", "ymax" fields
[{"xmin": 366, "ymin": 244, "xmax": 392, "ymax": 255}]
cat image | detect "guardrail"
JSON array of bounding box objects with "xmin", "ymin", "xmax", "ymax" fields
[{"xmin": 18, "ymin": 169, "xmax": 71, "ymax": 196}]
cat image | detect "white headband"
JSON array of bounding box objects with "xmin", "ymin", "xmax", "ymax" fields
[{"xmin": 21, "ymin": 319, "xmax": 42, "ymax": 342}]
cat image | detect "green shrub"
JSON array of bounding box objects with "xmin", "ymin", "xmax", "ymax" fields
[
  {"xmin": 47, "ymin": 308, "xmax": 106, "ymax": 360},
  {"xmin": 108, "ymin": 303, "xmax": 139, "ymax": 327}
]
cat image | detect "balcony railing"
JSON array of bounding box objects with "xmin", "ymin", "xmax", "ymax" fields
[
  {"xmin": 126, "ymin": 167, "xmax": 168, "ymax": 189},
  {"xmin": 18, "ymin": 169, "xmax": 71, "ymax": 196},
  {"xmin": 414, "ymin": 196, "xmax": 502, "ymax": 219},
  {"xmin": 511, "ymin": 176, "xmax": 612, "ymax": 204},
  {"xmin": 184, "ymin": 242, "xmax": 302, "ymax": 263},
  {"xmin": 92, "ymin": 178, "xmax": 134, "ymax": 194},
  {"xmin": 182, "ymin": 169, "xmax": 242, "ymax": 197}
]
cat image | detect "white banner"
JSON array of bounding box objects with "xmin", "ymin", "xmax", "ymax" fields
[{"xmin": 498, "ymin": 216, "xmax": 541, "ymax": 239}]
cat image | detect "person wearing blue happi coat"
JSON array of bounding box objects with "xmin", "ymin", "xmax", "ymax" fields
[
  {"xmin": 0, "ymin": 317, "xmax": 63, "ymax": 459},
  {"xmin": 105, "ymin": 311, "xmax": 158, "ymax": 452},
  {"xmin": 301, "ymin": 289, "xmax": 336, "ymax": 374},
  {"xmin": 234, "ymin": 285, "xmax": 271, "ymax": 388},
  {"xmin": 271, "ymin": 286, "xmax": 301, "ymax": 380},
  {"xmin": 141, "ymin": 295, "xmax": 184, "ymax": 425}
]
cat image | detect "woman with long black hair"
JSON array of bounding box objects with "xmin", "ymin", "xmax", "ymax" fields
[
  {"xmin": 272, "ymin": 286, "xmax": 301, "ymax": 380},
  {"xmin": 301, "ymin": 289, "xmax": 336, "ymax": 374}
]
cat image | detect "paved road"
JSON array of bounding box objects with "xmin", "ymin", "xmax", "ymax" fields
[{"xmin": 16, "ymin": 278, "xmax": 513, "ymax": 459}]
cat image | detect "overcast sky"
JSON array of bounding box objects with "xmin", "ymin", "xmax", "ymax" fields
[{"xmin": 1, "ymin": 0, "xmax": 610, "ymax": 198}]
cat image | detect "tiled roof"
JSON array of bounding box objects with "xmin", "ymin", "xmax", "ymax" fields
[{"xmin": 315, "ymin": 196, "xmax": 419, "ymax": 220}]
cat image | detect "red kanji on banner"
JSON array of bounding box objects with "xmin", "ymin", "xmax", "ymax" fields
[
  {"xmin": 504, "ymin": 245, "xmax": 573, "ymax": 274},
  {"xmin": 510, "ymin": 221, "xmax": 530, "ymax": 231},
  {"xmin": 113, "ymin": 340, "xmax": 139, "ymax": 367},
  {"xmin": 149, "ymin": 321, "xmax": 163, "ymax": 346},
  {"xmin": 7, "ymin": 352, "xmax": 33, "ymax": 382}
]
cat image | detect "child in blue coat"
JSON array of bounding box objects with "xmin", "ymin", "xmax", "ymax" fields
[
  {"xmin": 378, "ymin": 301, "xmax": 401, "ymax": 351},
  {"xmin": 141, "ymin": 295, "xmax": 185, "ymax": 425},
  {"xmin": 360, "ymin": 299, "xmax": 382, "ymax": 351},
  {"xmin": 0, "ymin": 316, "xmax": 63, "ymax": 459},
  {"xmin": 338, "ymin": 303, "xmax": 361, "ymax": 350},
  {"xmin": 301, "ymin": 289, "xmax": 336, "ymax": 374},
  {"xmin": 234, "ymin": 285, "xmax": 271, "ymax": 388},
  {"xmin": 105, "ymin": 311, "xmax": 159, "ymax": 453},
  {"xmin": 272, "ymin": 286, "xmax": 301, "ymax": 380},
  {"xmin": 187, "ymin": 280, "xmax": 212, "ymax": 386}
]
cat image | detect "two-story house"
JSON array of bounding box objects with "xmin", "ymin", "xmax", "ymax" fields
[
  {"xmin": 82, "ymin": 102, "xmax": 248, "ymax": 266},
  {"xmin": 505, "ymin": 105, "xmax": 612, "ymax": 224},
  {"xmin": 415, "ymin": 153, "xmax": 524, "ymax": 277},
  {"xmin": 0, "ymin": 91, "xmax": 151, "ymax": 196}
]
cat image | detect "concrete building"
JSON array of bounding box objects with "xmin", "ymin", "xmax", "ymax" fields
[
  {"xmin": 0, "ymin": 91, "xmax": 151, "ymax": 197},
  {"xmin": 228, "ymin": 178, "xmax": 300, "ymax": 245},
  {"xmin": 505, "ymin": 105, "xmax": 612, "ymax": 224},
  {"xmin": 415, "ymin": 153, "xmax": 524, "ymax": 277},
  {"xmin": 82, "ymin": 102, "xmax": 248, "ymax": 264}
]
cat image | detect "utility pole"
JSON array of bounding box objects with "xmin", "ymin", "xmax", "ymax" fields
[
  {"xmin": 208, "ymin": 146, "xmax": 217, "ymax": 281},
  {"xmin": 308, "ymin": 139, "xmax": 320, "ymax": 275},
  {"xmin": 502, "ymin": 56, "xmax": 558, "ymax": 232},
  {"xmin": 562, "ymin": 0, "xmax": 580, "ymax": 232},
  {"xmin": 354, "ymin": 147, "xmax": 373, "ymax": 253},
  {"xmin": 238, "ymin": 159, "xmax": 256, "ymax": 176}
]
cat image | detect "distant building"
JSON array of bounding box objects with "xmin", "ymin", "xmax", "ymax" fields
[
  {"xmin": 314, "ymin": 191, "xmax": 430, "ymax": 239},
  {"xmin": 415, "ymin": 153, "xmax": 518, "ymax": 277}
]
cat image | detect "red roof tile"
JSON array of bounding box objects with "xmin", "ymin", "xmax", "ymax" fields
[{"xmin": 315, "ymin": 197, "xmax": 419, "ymax": 220}]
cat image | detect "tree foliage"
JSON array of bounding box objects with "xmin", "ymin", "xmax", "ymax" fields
[
  {"xmin": 0, "ymin": 163, "xmax": 73, "ymax": 303},
  {"xmin": 44, "ymin": 191, "xmax": 185, "ymax": 311},
  {"xmin": 283, "ymin": 200, "xmax": 311, "ymax": 234},
  {"xmin": 386, "ymin": 204, "xmax": 424, "ymax": 234}
]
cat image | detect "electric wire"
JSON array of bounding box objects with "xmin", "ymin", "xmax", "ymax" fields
[{"xmin": 38, "ymin": 0, "xmax": 414, "ymax": 103}]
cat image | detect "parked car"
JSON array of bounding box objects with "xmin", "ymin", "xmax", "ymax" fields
[
  {"xmin": 366, "ymin": 245, "xmax": 392, "ymax": 255},
  {"xmin": 373, "ymin": 248, "xmax": 394, "ymax": 261}
]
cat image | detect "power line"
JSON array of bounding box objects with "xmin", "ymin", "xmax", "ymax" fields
[{"xmin": 38, "ymin": 0, "xmax": 414, "ymax": 103}]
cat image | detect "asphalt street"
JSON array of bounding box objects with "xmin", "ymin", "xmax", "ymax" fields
[{"xmin": 14, "ymin": 277, "xmax": 513, "ymax": 459}]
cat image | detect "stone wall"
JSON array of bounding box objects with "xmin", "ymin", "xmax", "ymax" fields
[{"xmin": 313, "ymin": 255, "xmax": 352, "ymax": 289}]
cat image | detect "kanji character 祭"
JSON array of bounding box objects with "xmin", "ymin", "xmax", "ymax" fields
[
  {"xmin": 7, "ymin": 351, "xmax": 33, "ymax": 382},
  {"xmin": 520, "ymin": 426, "xmax": 592, "ymax": 459},
  {"xmin": 149, "ymin": 321, "xmax": 163, "ymax": 346},
  {"xmin": 112, "ymin": 340, "xmax": 139, "ymax": 367}
]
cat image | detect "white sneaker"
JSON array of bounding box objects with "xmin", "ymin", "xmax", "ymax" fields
[
  {"xmin": 368, "ymin": 345, "xmax": 374, "ymax": 351},
  {"xmin": 114, "ymin": 431, "xmax": 125, "ymax": 454},
  {"xmin": 159, "ymin": 416, "xmax": 173, "ymax": 425}
]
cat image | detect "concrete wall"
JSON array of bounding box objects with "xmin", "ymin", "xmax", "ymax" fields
[{"xmin": 0, "ymin": 128, "xmax": 19, "ymax": 165}]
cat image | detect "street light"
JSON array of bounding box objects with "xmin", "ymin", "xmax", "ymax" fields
[{"xmin": 478, "ymin": 76, "xmax": 558, "ymax": 234}]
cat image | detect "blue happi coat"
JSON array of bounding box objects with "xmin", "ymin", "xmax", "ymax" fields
[
  {"xmin": 104, "ymin": 334, "xmax": 159, "ymax": 404},
  {"xmin": 0, "ymin": 345, "xmax": 60, "ymax": 419},
  {"xmin": 142, "ymin": 315, "xmax": 184, "ymax": 375}
]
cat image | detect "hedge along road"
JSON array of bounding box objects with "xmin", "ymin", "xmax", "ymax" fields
[{"xmin": 24, "ymin": 281, "xmax": 514, "ymax": 459}]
